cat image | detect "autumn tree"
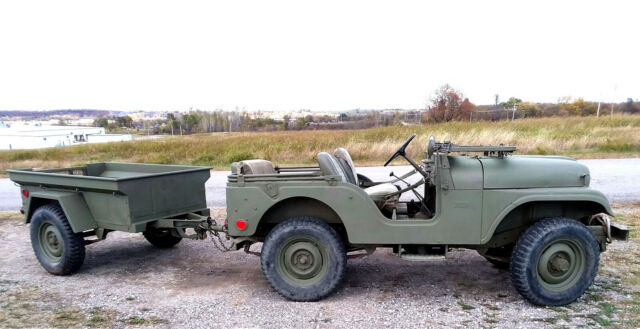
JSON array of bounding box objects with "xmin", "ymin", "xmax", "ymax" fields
[
  {"xmin": 517, "ymin": 102, "xmax": 542, "ymax": 118},
  {"xmin": 427, "ymin": 84, "xmax": 472, "ymax": 122}
]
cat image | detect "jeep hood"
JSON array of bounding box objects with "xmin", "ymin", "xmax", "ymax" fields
[{"xmin": 480, "ymin": 156, "xmax": 589, "ymax": 189}]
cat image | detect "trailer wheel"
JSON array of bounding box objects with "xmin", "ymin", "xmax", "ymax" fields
[
  {"xmin": 143, "ymin": 228, "xmax": 182, "ymax": 248},
  {"xmin": 30, "ymin": 204, "xmax": 85, "ymax": 275},
  {"xmin": 261, "ymin": 217, "xmax": 346, "ymax": 302},
  {"xmin": 510, "ymin": 218, "xmax": 599, "ymax": 306}
]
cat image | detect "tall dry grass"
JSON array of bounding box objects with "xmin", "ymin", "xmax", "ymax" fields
[{"xmin": 1, "ymin": 115, "xmax": 639, "ymax": 174}]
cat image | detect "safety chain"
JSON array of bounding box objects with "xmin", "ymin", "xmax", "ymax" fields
[{"xmin": 207, "ymin": 227, "xmax": 236, "ymax": 252}]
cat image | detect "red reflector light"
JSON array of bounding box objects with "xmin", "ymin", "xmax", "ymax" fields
[
  {"xmin": 22, "ymin": 190, "xmax": 28, "ymax": 197},
  {"xmin": 236, "ymin": 219, "xmax": 247, "ymax": 230}
]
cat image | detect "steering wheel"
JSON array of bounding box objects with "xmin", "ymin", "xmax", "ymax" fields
[{"xmin": 384, "ymin": 134, "xmax": 417, "ymax": 166}]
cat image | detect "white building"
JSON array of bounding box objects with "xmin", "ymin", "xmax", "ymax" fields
[{"xmin": 0, "ymin": 125, "xmax": 132, "ymax": 150}]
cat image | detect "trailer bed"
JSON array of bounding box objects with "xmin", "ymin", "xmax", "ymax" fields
[{"xmin": 9, "ymin": 162, "xmax": 211, "ymax": 232}]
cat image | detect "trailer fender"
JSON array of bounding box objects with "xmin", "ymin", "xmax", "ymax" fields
[{"xmin": 26, "ymin": 191, "xmax": 97, "ymax": 233}]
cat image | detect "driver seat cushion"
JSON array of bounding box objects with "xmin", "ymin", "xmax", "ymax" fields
[
  {"xmin": 333, "ymin": 148, "xmax": 358, "ymax": 185},
  {"xmin": 365, "ymin": 183, "xmax": 400, "ymax": 211},
  {"xmin": 363, "ymin": 183, "xmax": 398, "ymax": 198}
]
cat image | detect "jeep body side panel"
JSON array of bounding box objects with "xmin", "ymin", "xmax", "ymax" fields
[
  {"xmin": 448, "ymin": 156, "xmax": 483, "ymax": 189},
  {"xmin": 226, "ymin": 178, "xmax": 484, "ymax": 245}
]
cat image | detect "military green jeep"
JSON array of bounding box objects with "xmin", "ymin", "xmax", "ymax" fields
[{"xmin": 226, "ymin": 135, "xmax": 628, "ymax": 305}]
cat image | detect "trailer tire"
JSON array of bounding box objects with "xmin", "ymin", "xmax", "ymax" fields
[
  {"xmin": 510, "ymin": 218, "xmax": 599, "ymax": 306},
  {"xmin": 30, "ymin": 204, "xmax": 85, "ymax": 275},
  {"xmin": 143, "ymin": 228, "xmax": 182, "ymax": 248},
  {"xmin": 261, "ymin": 217, "xmax": 346, "ymax": 302}
]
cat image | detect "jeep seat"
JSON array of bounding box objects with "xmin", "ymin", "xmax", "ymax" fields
[
  {"xmin": 317, "ymin": 152, "xmax": 397, "ymax": 198},
  {"xmin": 235, "ymin": 159, "xmax": 276, "ymax": 175},
  {"xmin": 333, "ymin": 148, "xmax": 358, "ymax": 185}
]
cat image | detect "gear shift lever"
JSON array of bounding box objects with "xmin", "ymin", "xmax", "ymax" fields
[{"xmin": 389, "ymin": 171, "xmax": 431, "ymax": 216}]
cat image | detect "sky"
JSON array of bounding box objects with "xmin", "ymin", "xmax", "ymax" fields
[{"xmin": 0, "ymin": 0, "xmax": 638, "ymax": 112}]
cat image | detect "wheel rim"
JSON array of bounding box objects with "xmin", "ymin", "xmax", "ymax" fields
[
  {"xmin": 38, "ymin": 222, "xmax": 63, "ymax": 262},
  {"xmin": 536, "ymin": 239, "xmax": 585, "ymax": 292},
  {"xmin": 277, "ymin": 236, "xmax": 328, "ymax": 287}
]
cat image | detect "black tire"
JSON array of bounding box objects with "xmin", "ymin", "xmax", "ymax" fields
[
  {"xmin": 260, "ymin": 217, "xmax": 347, "ymax": 302},
  {"xmin": 143, "ymin": 228, "xmax": 182, "ymax": 248},
  {"xmin": 30, "ymin": 204, "xmax": 85, "ymax": 275},
  {"xmin": 510, "ymin": 218, "xmax": 600, "ymax": 306},
  {"xmin": 480, "ymin": 245, "xmax": 513, "ymax": 270}
]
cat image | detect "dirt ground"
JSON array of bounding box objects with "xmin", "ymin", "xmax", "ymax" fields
[{"xmin": 1, "ymin": 205, "xmax": 639, "ymax": 329}]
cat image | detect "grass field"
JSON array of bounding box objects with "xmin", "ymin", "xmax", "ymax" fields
[{"xmin": 1, "ymin": 115, "xmax": 639, "ymax": 174}]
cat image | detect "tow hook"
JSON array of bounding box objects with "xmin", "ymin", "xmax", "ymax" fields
[{"xmin": 589, "ymin": 213, "xmax": 629, "ymax": 242}]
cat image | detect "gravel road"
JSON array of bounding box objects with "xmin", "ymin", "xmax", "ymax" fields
[
  {"xmin": 1, "ymin": 158, "xmax": 639, "ymax": 211},
  {"xmin": 0, "ymin": 208, "xmax": 634, "ymax": 329}
]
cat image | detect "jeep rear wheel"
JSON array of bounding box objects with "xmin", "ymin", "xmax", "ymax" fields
[
  {"xmin": 260, "ymin": 217, "xmax": 346, "ymax": 301},
  {"xmin": 30, "ymin": 204, "xmax": 85, "ymax": 275},
  {"xmin": 510, "ymin": 218, "xmax": 599, "ymax": 306}
]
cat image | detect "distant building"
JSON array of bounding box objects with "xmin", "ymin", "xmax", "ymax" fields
[{"xmin": 0, "ymin": 125, "xmax": 132, "ymax": 150}]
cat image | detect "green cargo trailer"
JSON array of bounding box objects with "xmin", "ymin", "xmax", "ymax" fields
[{"xmin": 8, "ymin": 162, "xmax": 218, "ymax": 275}]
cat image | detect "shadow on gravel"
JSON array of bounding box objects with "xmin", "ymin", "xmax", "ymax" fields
[
  {"xmin": 336, "ymin": 250, "xmax": 517, "ymax": 302},
  {"xmin": 77, "ymin": 236, "xmax": 517, "ymax": 302}
]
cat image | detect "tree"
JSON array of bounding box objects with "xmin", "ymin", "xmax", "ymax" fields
[
  {"xmin": 94, "ymin": 117, "xmax": 108, "ymax": 127},
  {"xmin": 559, "ymin": 99, "xmax": 582, "ymax": 116},
  {"xmin": 517, "ymin": 102, "xmax": 541, "ymax": 118},
  {"xmin": 460, "ymin": 98, "xmax": 476, "ymax": 119},
  {"xmin": 580, "ymin": 100, "xmax": 598, "ymax": 116},
  {"xmin": 181, "ymin": 113, "xmax": 202, "ymax": 133},
  {"xmin": 427, "ymin": 84, "xmax": 469, "ymax": 122},
  {"xmin": 296, "ymin": 117, "xmax": 306, "ymax": 129},
  {"xmin": 116, "ymin": 115, "xmax": 133, "ymax": 128},
  {"xmin": 500, "ymin": 97, "xmax": 522, "ymax": 110},
  {"xmin": 282, "ymin": 115, "xmax": 290, "ymax": 130}
]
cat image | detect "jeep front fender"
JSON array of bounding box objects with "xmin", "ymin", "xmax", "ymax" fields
[{"xmin": 481, "ymin": 187, "xmax": 613, "ymax": 244}]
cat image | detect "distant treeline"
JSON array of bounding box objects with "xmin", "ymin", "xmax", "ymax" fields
[
  {"xmin": 94, "ymin": 97, "xmax": 640, "ymax": 135},
  {"xmin": 425, "ymin": 84, "xmax": 640, "ymax": 123},
  {"xmin": 94, "ymin": 111, "xmax": 409, "ymax": 134}
]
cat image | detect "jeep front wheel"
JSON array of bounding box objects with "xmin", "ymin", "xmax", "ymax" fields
[
  {"xmin": 510, "ymin": 218, "xmax": 599, "ymax": 306},
  {"xmin": 260, "ymin": 217, "xmax": 347, "ymax": 301}
]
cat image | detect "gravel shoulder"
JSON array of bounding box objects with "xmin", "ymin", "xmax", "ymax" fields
[{"xmin": 1, "ymin": 205, "xmax": 639, "ymax": 329}]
